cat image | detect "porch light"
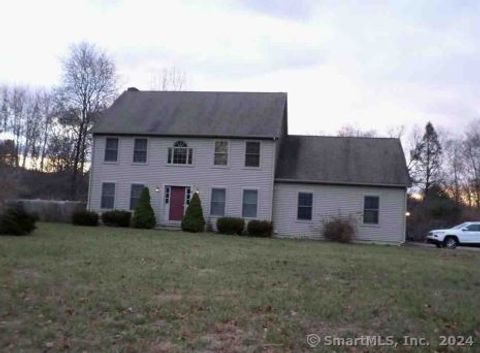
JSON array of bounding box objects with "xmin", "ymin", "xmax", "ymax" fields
[
  {"xmin": 155, "ymin": 186, "xmax": 160, "ymax": 193},
  {"xmin": 405, "ymin": 211, "xmax": 411, "ymax": 217}
]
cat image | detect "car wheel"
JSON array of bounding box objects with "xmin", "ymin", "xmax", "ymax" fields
[{"xmin": 444, "ymin": 237, "xmax": 458, "ymax": 249}]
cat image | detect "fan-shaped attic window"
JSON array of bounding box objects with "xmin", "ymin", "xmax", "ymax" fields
[{"xmin": 168, "ymin": 140, "xmax": 193, "ymax": 165}]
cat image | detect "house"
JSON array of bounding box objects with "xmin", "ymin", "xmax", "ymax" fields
[{"xmin": 88, "ymin": 89, "xmax": 410, "ymax": 243}]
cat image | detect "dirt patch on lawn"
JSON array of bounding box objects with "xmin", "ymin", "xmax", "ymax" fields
[
  {"xmin": 198, "ymin": 320, "xmax": 247, "ymax": 353},
  {"xmin": 12, "ymin": 268, "xmax": 41, "ymax": 281},
  {"xmin": 155, "ymin": 292, "xmax": 205, "ymax": 303},
  {"xmin": 147, "ymin": 341, "xmax": 179, "ymax": 353}
]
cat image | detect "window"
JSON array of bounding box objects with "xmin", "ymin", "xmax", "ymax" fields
[
  {"xmin": 245, "ymin": 141, "xmax": 260, "ymax": 167},
  {"xmin": 214, "ymin": 141, "xmax": 228, "ymax": 166},
  {"xmin": 297, "ymin": 192, "xmax": 313, "ymax": 220},
  {"xmin": 242, "ymin": 189, "xmax": 258, "ymax": 218},
  {"xmin": 130, "ymin": 184, "xmax": 145, "ymax": 210},
  {"xmin": 167, "ymin": 141, "xmax": 193, "ymax": 165},
  {"xmin": 185, "ymin": 187, "xmax": 192, "ymax": 205},
  {"xmin": 363, "ymin": 196, "xmax": 379, "ymax": 224},
  {"xmin": 164, "ymin": 186, "xmax": 171, "ymax": 204},
  {"xmin": 104, "ymin": 138, "xmax": 118, "ymax": 162},
  {"xmin": 466, "ymin": 224, "xmax": 480, "ymax": 231},
  {"xmin": 210, "ymin": 188, "xmax": 226, "ymax": 216},
  {"xmin": 133, "ymin": 138, "xmax": 147, "ymax": 163},
  {"xmin": 101, "ymin": 183, "xmax": 115, "ymax": 209}
]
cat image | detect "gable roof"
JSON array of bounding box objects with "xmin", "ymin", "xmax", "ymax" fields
[
  {"xmin": 92, "ymin": 90, "xmax": 287, "ymax": 139},
  {"xmin": 276, "ymin": 135, "xmax": 410, "ymax": 187}
]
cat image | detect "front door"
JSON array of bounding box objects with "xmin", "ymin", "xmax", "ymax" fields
[{"xmin": 169, "ymin": 186, "xmax": 186, "ymax": 221}]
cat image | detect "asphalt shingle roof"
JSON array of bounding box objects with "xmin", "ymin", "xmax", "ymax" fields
[
  {"xmin": 93, "ymin": 90, "xmax": 287, "ymax": 139},
  {"xmin": 276, "ymin": 135, "xmax": 410, "ymax": 187}
]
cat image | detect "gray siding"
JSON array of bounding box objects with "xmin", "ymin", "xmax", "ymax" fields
[
  {"xmin": 272, "ymin": 182, "xmax": 407, "ymax": 244},
  {"xmin": 88, "ymin": 136, "xmax": 276, "ymax": 226}
]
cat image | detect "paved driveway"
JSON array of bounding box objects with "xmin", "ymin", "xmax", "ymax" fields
[{"xmin": 405, "ymin": 241, "xmax": 480, "ymax": 252}]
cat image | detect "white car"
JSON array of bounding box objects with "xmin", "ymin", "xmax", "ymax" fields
[{"xmin": 426, "ymin": 222, "xmax": 480, "ymax": 249}]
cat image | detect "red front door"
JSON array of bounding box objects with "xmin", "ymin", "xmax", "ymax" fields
[{"xmin": 169, "ymin": 186, "xmax": 186, "ymax": 221}]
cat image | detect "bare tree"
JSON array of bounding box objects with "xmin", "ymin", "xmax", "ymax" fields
[
  {"xmin": 337, "ymin": 124, "xmax": 377, "ymax": 137},
  {"xmin": 386, "ymin": 125, "xmax": 406, "ymax": 139},
  {"xmin": 21, "ymin": 91, "xmax": 43, "ymax": 168},
  {"xmin": 443, "ymin": 137, "xmax": 466, "ymax": 204},
  {"xmin": 57, "ymin": 42, "xmax": 117, "ymax": 199},
  {"xmin": 37, "ymin": 89, "xmax": 55, "ymax": 171},
  {"xmin": 463, "ymin": 121, "xmax": 480, "ymax": 207},
  {"xmin": 149, "ymin": 66, "xmax": 187, "ymax": 90},
  {"xmin": 0, "ymin": 86, "xmax": 9, "ymax": 132},
  {"xmin": 8, "ymin": 86, "xmax": 28, "ymax": 167}
]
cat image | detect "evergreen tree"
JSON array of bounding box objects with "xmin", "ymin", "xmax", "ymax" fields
[
  {"xmin": 132, "ymin": 187, "xmax": 156, "ymax": 229},
  {"xmin": 181, "ymin": 192, "xmax": 205, "ymax": 232},
  {"xmin": 410, "ymin": 122, "xmax": 442, "ymax": 199}
]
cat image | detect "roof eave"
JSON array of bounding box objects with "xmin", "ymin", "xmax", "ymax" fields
[
  {"xmin": 274, "ymin": 178, "xmax": 409, "ymax": 189},
  {"xmin": 92, "ymin": 131, "xmax": 279, "ymax": 140}
]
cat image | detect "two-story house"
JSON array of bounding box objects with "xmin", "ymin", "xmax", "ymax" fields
[{"xmin": 88, "ymin": 89, "xmax": 410, "ymax": 243}]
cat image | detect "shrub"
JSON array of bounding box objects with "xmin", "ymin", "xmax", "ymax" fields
[
  {"xmin": 181, "ymin": 193, "xmax": 205, "ymax": 232},
  {"xmin": 321, "ymin": 215, "xmax": 357, "ymax": 243},
  {"xmin": 72, "ymin": 210, "xmax": 99, "ymax": 226},
  {"xmin": 102, "ymin": 210, "xmax": 131, "ymax": 227},
  {"xmin": 217, "ymin": 217, "xmax": 244, "ymax": 235},
  {"xmin": 0, "ymin": 206, "xmax": 37, "ymax": 236},
  {"xmin": 132, "ymin": 187, "xmax": 156, "ymax": 229},
  {"xmin": 247, "ymin": 220, "xmax": 273, "ymax": 237}
]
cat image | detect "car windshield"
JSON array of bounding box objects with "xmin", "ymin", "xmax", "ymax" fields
[{"xmin": 451, "ymin": 222, "xmax": 469, "ymax": 230}]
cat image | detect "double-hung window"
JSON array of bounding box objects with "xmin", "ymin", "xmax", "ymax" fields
[
  {"xmin": 101, "ymin": 182, "xmax": 115, "ymax": 209},
  {"xmin": 168, "ymin": 141, "xmax": 193, "ymax": 165},
  {"xmin": 245, "ymin": 141, "xmax": 260, "ymax": 167},
  {"xmin": 130, "ymin": 184, "xmax": 145, "ymax": 210},
  {"xmin": 133, "ymin": 138, "xmax": 147, "ymax": 163},
  {"xmin": 242, "ymin": 189, "xmax": 258, "ymax": 218},
  {"xmin": 214, "ymin": 141, "xmax": 228, "ymax": 166},
  {"xmin": 297, "ymin": 192, "xmax": 313, "ymax": 220},
  {"xmin": 104, "ymin": 138, "xmax": 118, "ymax": 162},
  {"xmin": 210, "ymin": 188, "xmax": 226, "ymax": 216},
  {"xmin": 363, "ymin": 196, "xmax": 380, "ymax": 224}
]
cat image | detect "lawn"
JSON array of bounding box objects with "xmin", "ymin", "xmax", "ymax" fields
[{"xmin": 1, "ymin": 223, "xmax": 479, "ymax": 353}]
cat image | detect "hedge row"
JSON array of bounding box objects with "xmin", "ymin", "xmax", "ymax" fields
[
  {"xmin": 71, "ymin": 187, "xmax": 156, "ymax": 229},
  {"xmin": 72, "ymin": 210, "xmax": 132, "ymax": 227},
  {"xmin": 216, "ymin": 217, "xmax": 272, "ymax": 237}
]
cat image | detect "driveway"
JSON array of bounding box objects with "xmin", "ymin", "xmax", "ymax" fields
[{"xmin": 405, "ymin": 241, "xmax": 480, "ymax": 252}]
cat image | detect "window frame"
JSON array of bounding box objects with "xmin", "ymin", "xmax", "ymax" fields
[
  {"xmin": 213, "ymin": 140, "xmax": 229, "ymax": 167},
  {"xmin": 130, "ymin": 183, "xmax": 145, "ymax": 210},
  {"xmin": 242, "ymin": 188, "xmax": 258, "ymax": 218},
  {"xmin": 297, "ymin": 192, "xmax": 313, "ymax": 221},
  {"xmin": 244, "ymin": 141, "xmax": 261, "ymax": 168},
  {"xmin": 101, "ymin": 182, "xmax": 116, "ymax": 210},
  {"xmin": 132, "ymin": 138, "xmax": 148, "ymax": 164},
  {"xmin": 363, "ymin": 195, "xmax": 380, "ymax": 225},
  {"xmin": 167, "ymin": 140, "xmax": 193, "ymax": 166},
  {"xmin": 210, "ymin": 187, "xmax": 226, "ymax": 216},
  {"xmin": 104, "ymin": 137, "xmax": 119, "ymax": 162}
]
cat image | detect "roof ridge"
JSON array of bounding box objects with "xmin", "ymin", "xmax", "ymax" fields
[{"xmin": 125, "ymin": 90, "xmax": 288, "ymax": 95}]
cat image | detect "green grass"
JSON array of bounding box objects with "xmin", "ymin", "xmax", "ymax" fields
[{"xmin": 1, "ymin": 223, "xmax": 479, "ymax": 352}]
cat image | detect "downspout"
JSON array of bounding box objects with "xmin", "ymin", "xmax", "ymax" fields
[
  {"xmin": 86, "ymin": 136, "xmax": 96, "ymax": 210},
  {"xmin": 269, "ymin": 137, "xmax": 278, "ymax": 222}
]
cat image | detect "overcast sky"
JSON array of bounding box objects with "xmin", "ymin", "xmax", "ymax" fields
[{"xmin": 1, "ymin": 0, "xmax": 479, "ymax": 135}]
